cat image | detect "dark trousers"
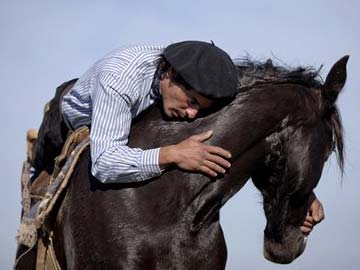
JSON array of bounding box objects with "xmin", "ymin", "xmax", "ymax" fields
[{"xmin": 31, "ymin": 79, "xmax": 78, "ymax": 180}]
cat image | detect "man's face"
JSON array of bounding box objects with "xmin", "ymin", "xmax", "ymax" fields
[{"xmin": 160, "ymin": 74, "xmax": 214, "ymax": 120}]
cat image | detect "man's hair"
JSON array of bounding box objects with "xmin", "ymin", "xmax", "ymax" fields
[{"xmin": 157, "ymin": 55, "xmax": 193, "ymax": 90}]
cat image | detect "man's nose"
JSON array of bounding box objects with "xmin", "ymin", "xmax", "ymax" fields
[{"xmin": 185, "ymin": 108, "xmax": 198, "ymax": 119}]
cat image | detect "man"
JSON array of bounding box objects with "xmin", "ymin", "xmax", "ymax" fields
[
  {"xmin": 44, "ymin": 40, "xmax": 324, "ymax": 233},
  {"xmin": 62, "ymin": 41, "xmax": 236, "ymax": 183}
]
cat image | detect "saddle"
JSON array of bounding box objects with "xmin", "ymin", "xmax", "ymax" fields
[{"xmin": 15, "ymin": 125, "xmax": 89, "ymax": 270}]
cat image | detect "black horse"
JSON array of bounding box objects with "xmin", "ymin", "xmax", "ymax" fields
[{"xmin": 16, "ymin": 56, "xmax": 348, "ymax": 269}]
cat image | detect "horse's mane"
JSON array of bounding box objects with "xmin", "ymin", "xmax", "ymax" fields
[
  {"xmin": 234, "ymin": 57, "xmax": 344, "ymax": 174},
  {"xmin": 235, "ymin": 57, "xmax": 323, "ymax": 91}
]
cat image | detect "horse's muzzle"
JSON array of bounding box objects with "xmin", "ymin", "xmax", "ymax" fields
[{"xmin": 263, "ymin": 233, "xmax": 307, "ymax": 264}]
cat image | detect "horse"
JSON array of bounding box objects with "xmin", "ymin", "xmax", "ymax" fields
[{"xmin": 16, "ymin": 55, "xmax": 348, "ymax": 269}]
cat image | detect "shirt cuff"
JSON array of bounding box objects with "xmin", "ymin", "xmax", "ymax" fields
[{"xmin": 139, "ymin": 148, "xmax": 162, "ymax": 180}]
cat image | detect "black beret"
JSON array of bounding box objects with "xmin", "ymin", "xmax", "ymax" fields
[{"xmin": 163, "ymin": 41, "xmax": 238, "ymax": 99}]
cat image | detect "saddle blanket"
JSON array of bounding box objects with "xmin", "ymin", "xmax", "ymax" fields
[{"xmin": 17, "ymin": 126, "xmax": 90, "ymax": 248}]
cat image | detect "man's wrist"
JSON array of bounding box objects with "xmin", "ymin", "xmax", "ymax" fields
[{"xmin": 159, "ymin": 145, "xmax": 176, "ymax": 170}]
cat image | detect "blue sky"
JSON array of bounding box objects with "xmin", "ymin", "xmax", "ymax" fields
[{"xmin": 0, "ymin": 1, "xmax": 359, "ymax": 269}]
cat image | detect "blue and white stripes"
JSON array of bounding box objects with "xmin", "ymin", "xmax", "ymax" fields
[{"xmin": 62, "ymin": 45, "xmax": 165, "ymax": 183}]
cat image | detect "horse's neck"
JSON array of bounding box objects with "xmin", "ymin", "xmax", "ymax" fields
[
  {"xmin": 129, "ymin": 85, "xmax": 303, "ymax": 226},
  {"xmin": 186, "ymin": 85, "xmax": 305, "ymax": 226},
  {"xmin": 212, "ymin": 86, "xmax": 302, "ymax": 151}
]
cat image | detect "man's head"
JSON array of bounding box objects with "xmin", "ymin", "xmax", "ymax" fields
[{"xmin": 159, "ymin": 41, "xmax": 238, "ymax": 119}]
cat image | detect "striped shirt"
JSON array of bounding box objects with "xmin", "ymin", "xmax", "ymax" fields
[{"xmin": 62, "ymin": 45, "xmax": 165, "ymax": 183}]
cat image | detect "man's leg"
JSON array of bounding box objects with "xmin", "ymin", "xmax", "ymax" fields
[{"xmin": 31, "ymin": 79, "xmax": 77, "ymax": 180}]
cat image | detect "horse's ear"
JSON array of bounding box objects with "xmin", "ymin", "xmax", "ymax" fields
[{"xmin": 322, "ymin": 55, "xmax": 349, "ymax": 104}]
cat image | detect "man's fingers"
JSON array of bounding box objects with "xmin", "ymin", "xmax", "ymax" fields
[
  {"xmin": 206, "ymin": 145, "xmax": 232, "ymax": 159},
  {"xmin": 188, "ymin": 131, "xmax": 232, "ymax": 160},
  {"xmin": 302, "ymin": 220, "xmax": 314, "ymax": 228},
  {"xmin": 315, "ymin": 203, "xmax": 325, "ymax": 222},
  {"xmin": 300, "ymin": 226, "xmax": 312, "ymax": 234},
  {"xmin": 305, "ymin": 215, "xmax": 314, "ymax": 223},
  {"xmin": 310, "ymin": 198, "xmax": 325, "ymax": 223},
  {"xmin": 190, "ymin": 130, "xmax": 213, "ymax": 142},
  {"xmin": 199, "ymin": 158, "xmax": 230, "ymax": 177},
  {"xmin": 199, "ymin": 165, "xmax": 217, "ymax": 177},
  {"xmin": 319, "ymin": 207, "xmax": 325, "ymax": 221},
  {"xmin": 206, "ymin": 154, "xmax": 231, "ymax": 169},
  {"xmin": 202, "ymin": 160, "xmax": 227, "ymax": 174},
  {"xmin": 176, "ymin": 131, "xmax": 233, "ymax": 178}
]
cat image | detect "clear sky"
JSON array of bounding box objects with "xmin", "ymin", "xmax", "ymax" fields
[{"xmin": 0, "ymin": 1, "xmax": 359, "ymax": 269}]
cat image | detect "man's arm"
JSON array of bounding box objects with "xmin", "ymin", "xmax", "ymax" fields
[{"xmin": 90, "ymin": 71, "xmax": 162, "ymax": 183}]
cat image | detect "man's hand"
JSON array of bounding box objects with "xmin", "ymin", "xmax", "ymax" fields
[
  {"xmin": 159, "ymin": 130, "xmax": 231, "ymax": 177},
  {"xmin": 300, "ymin": 192, "xmax": 325, "ymax": 235}
]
